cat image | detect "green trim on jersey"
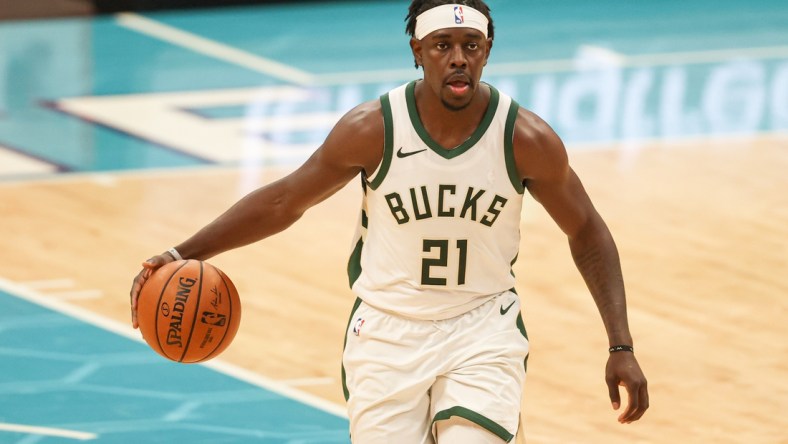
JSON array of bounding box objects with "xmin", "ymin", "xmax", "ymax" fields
[
  {"xmin": 368, "ymin": 92, "xmax": 394, "ymax": 190},
  {"xmin": 405, "ymin": 81, "xmax": 500, "ymax": 159},
  {"xmin": 516, "ymin": 312, "xmax": 529, "ymax": 372},
  {"xmin": 347, "ymin": 238, "xmax": 364, "ymax": 288},
  {"xmin": 516, "ymin": 312, "xmax": 528, "ymax": 341},
  {"xmin": 504, "ymin": 100, "xmax": 525, "ymax": 194},
  {"xmin": 341, "ymin": 297, "xmax": 364, "ymax": 401},
  {"xmin": 433, "ymin": 406, "xmax": 514, "ymax": 442}
]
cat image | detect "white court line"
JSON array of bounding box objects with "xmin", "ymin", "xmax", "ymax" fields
[
  {"xmin": 625, "ymin": 44, "xmax": 788, "ymax": 67},
  {"xmin": 0, "ymin": 146, "xmax": 59, "ymax": 176},
  {"xmin": 318, "ymin": 44, "xmax": 788, "ymax": 84},
  {"xmin": 115, "ymin": 13, "xmax": 315, "ymax": 86},
  {"xmin": 45, "ymin": 290, "xmax": 104, "ymax": 300},
  {"xmin": 0, "ymin": 423, "xmax": 96, "ymax": 440},
  {"xmin": 0, "ymin": 276, "xmax": 348, "ymax": 419},
  {"xmin": 15, "ymin": 279, "xmax": 104, "ymax": 300},
  {"xmin": 17, "ymin": 279, "xmax": 75, "ymax": 290},
  {"xmin": 576, "ymin": 44, "xmax": 627, "ymax": 67},
  {"xmin": 278, "ymin": 376, "xmax": 335, "ymax": 387},
  {"xmin": 0, "ymin": 130, "xmax": 786, "ymax": 188},
  {"xmin": 114, "ymin": 12, "xmax": 788, "ymax": 87},
  {"xmin": 0, "ymin": 163, "xmax": 263, "ymax": 187},
  {"xmin": 163, "ymin": 401, "xmax": 203, "ymax": 422}
]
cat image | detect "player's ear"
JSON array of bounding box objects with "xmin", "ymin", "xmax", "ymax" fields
[
  {"xmin": 410, "ymin": 37, "xmax": 423, "ymax": 67},
  {"xmin": 484, "ymin": 38, "xmax": 493, "ymax": 66}
]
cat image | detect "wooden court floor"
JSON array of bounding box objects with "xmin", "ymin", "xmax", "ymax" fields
[{"xmin": 0, "ymin": 135, "xmax": 785, "ymax": 443}]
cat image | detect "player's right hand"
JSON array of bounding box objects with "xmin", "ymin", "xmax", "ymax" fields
[{"xmin": 129, "ymin": 253, "xmax": 175, "ymax": 329}]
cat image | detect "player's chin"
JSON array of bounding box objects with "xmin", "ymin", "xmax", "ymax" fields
[
  {"xmin": 440, "ymin": 95, "xmax": 474, "ymax": 112},
  {"xmin": 442, "ymin": 84, "xmax": 475, "ymax": 108}
]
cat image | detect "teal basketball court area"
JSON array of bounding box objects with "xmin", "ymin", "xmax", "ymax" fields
[
  {"xmin": 1, "ymin": 0, "xmax": 787, "ymax": 443},
  {"xmin": 0, "ymin": 278, "xmax": 348, "ymax": 442}
]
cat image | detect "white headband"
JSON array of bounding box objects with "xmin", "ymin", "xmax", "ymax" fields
[{"xmin": 414, "ymin": 4, "xmax": 489, "ymax": 40}]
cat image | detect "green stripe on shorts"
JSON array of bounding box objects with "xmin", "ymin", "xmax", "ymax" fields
[
  {"xmin": 341, "ymin": 297, "xmax": 363, "ymax": 401},
  {"xmin": 432, "ymin": 406, "xmax": 514, "ymax": 442}
]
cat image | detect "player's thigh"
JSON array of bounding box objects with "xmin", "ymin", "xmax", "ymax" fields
[
  {"xmin": 430, "ymin": 361, "xmax": 525, "ymax": 443},
  {"xmin": 431, "ymin": 293, "xmax": 529, "ymax": 441},
  {"xmin": 349, "ymin": 394, "xmax": 433, "ymax": 444},
  {"xmin": 343, "ymin": 300, "xmax": 438, "ymax": 443},
  {"xmin": 436, "ymin": 416, "xmax": 512, "ymax": 444}
]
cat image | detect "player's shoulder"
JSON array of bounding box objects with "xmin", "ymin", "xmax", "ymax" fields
[
  {"xmin": 320, "ymin": 98, "xmax": 385, "ymax": 173},
  {"xmin": 512, "ymin": 106, "xmax": 563, "ymax": 151},
  {"xmin": 331, "ymin": 98, "xmax": 384, "ymax": 142},
  {"xmin": 510, "ymin": 106, "xmax": 569, "ymax": 179},
  {"xmin": 339, "ymin": 99, "xmax": 383, "ymax": 128}
]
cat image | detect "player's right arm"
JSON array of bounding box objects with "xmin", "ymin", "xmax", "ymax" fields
[{"xmin": 129, "ymin": 100, "xmax": 385, "ymax": 328}]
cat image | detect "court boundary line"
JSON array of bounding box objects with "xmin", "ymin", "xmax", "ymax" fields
[
  {"xmin": 114, "ymin": 13, "xmax": 788, "ymax": 87},
  {"xmin": 0, "ymin": 423, "xmax": 97, "ymax": 441},
  {"xmin": 0, "ymin": 139, "xmax": 70, "ymax": 173},
  {"xmin": 318, "ymin": 44, "xmax": 788, "ymax": 84},
  {"xmin": 115, "ymin": 13, "xmax": 315, "ymax": 86},
  {"xmin": 0, "ymin": 277, "xmax": 348, "ymax": 419},
  {"xmin": 39, "ymin": 100, "xmax": 216, "ymax": 165},
  {"xmin": 0, "ymin": 130, "xmax": 784, "ymax": 187}
]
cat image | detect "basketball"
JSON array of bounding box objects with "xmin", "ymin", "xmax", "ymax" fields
[{"xmin": 137, "ymin": 260, "xmax": 241, "ymax": 363}]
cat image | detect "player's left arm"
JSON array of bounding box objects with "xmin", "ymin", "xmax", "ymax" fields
[{"xmin": 512, "ymin": 108, "xmax": 649, "ymax": 424}]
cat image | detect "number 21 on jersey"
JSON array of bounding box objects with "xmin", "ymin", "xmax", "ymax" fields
[{"xmin": 421, "ymin": 239, "xmax": 468, "ymax": 286}]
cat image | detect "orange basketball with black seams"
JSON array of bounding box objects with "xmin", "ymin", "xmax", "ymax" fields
[{"xmin": 137, "ymin": 259, "xmax": 241, "ymax": 363}]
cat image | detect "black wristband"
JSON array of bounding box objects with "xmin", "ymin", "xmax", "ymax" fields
[{"xmin": 609, "ymin": 345, "xmax": 634, "ymax": 353}]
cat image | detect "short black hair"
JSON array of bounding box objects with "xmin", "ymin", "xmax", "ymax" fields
[{"xmin": 405, "ymin": 0, "xmax": 494, "ymax": 40}]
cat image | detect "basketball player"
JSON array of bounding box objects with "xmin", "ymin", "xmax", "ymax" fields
[{"xmin": 130, "ymin": 1, "xmax": 648, "ymax": 441}]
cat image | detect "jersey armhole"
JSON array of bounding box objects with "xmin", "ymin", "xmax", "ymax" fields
[
  {"xmin": 504, "ymin": 100, "xmax": 525, "ymax": 194},
  {"xmin": 367, "ymin": 92, "xmax": 394, "ymax": 190}
]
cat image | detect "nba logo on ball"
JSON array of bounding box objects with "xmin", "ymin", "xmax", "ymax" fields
[{"xmin": 454, "ymin": 6, "xmax": 464, "ymax": 24}]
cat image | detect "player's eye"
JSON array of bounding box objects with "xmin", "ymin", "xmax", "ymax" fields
[
  {"xmin": 436, "ymin": 42, "xmax": 448, "ymax": 50},
  {"xmin": 467, "ymin": 42, "xmax": 479, "ymax": 50}
]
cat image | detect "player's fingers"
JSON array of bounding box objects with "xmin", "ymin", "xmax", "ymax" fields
[
  {"xmin": 131, "ymin": 309, "xmax": 138, "ymax": 329},
  {"xmin": 142, "ymin": 257, "xmax": 160, "ymax": 270},
  {"xmin": 627, "ymin": 381, "xmax": 650, "ymax": 422},
  {"xmin": 145, "ymin": 251, "xmax": 176, "ymax": 266},
  {"xmin": 130, "ymin": 280, "xmax": 141, "ymax": 309},
  {"xmin": 606, "ymin": 374, "xmax": 621, "ymax": 411},
  {"xmin": 129, "ymin": 269, "xmax": 147, "ymax": 329},
  {"xmin": 131, "ymin": 254, "xmax": 172, "ymax": 330},
  {"xmin": 618, "ymin": 381, "xmax": 641, "ymax": 424},
  {"xmin": 129, "ymin": 278, "xmax": 142, "ymax": 329},
  {"xmin": 131, "ymin": 268, "xmax": 149, "ymax": 304}
]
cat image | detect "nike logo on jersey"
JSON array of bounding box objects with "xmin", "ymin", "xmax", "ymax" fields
[
  {"xmin": 500, "ymin": 300, "xmax": 516, "ymax": 315},
  {"xmin": 396, "ymin": 147, "xmax": 427, "ymax": 158}
]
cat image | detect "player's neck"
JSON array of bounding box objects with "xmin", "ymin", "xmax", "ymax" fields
[{"xmin": 414, "ymin": 81, "xmax": 491, "ymax": 150}]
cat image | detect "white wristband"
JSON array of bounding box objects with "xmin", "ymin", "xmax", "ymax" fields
[{"xmin": 167, "ymin": 247, "xmax": 183, "ymax": 261}]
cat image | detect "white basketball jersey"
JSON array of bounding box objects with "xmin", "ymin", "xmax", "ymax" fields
[{"xmin": 347, "ymin": 81, "xmax": 524, "ymax": 320}]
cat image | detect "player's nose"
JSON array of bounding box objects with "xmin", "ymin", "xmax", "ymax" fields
[{"xmin": 449, "ymin": 45, "xmax": 468, "ymax": 69}]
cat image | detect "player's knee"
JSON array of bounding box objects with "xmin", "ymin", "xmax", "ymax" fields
[{"xmin": 435, "ymin": 416, "xmax": 510, "ymax": 444}]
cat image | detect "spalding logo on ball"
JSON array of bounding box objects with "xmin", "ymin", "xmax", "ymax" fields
[{"xmin": 137, "ymin": 260, "xmax": 241, "ymax": 363}]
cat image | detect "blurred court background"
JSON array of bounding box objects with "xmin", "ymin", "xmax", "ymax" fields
[{"xmin": 1, "ymin": 0, "xmax": 787, "ymax": 443}]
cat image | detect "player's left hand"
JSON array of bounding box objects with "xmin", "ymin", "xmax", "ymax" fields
[{"xmin": 605, "ymin": 351, "xmax": 648, "ymax": 423}]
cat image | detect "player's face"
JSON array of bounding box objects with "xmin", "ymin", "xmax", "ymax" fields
[{"xmin": 411, "ymin": 27, "xmax": 491, "ymax": 111}]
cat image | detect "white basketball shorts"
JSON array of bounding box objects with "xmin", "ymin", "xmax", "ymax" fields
[{"xmin": 341, "ymin": 291, "xmax": 530, "ymax": 443}]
